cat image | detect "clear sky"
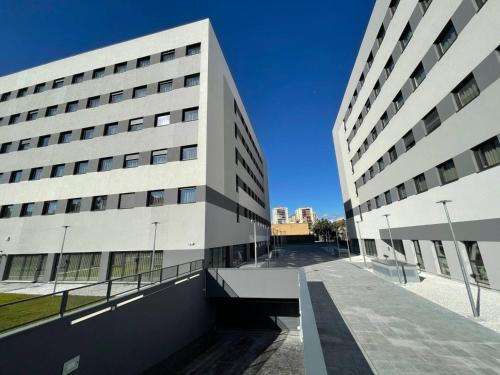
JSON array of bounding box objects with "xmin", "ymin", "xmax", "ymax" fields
[{"xmin": 0, "ymin": 0, "xmax": 373, "ymax": 220}]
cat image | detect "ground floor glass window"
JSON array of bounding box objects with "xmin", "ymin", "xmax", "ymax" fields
[
  {"xmin": 5, "ymin": 254, "xmax": 47, "ymax": 281},
  {"xmin": 433, "ymin": 241, "xmax": 450, "ymax": 276},
  {"xmin": 109, "ymin": 251, "xmax": 162, "ymax": 280},
  {"xmin": 464, "ymin": 241, "xmax": 489, "ymax": 286},
  {"xmin": 56, "ymin": 252, "xmax": 101, "ymax": 282}
]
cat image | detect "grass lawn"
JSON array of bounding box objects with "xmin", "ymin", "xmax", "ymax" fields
[{"xmin": 0, "ymin": 293, "xmax": 103, "ymax": 333}]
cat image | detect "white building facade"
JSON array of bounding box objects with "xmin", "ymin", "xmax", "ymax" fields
[
  {"xmin": 272, "ymin": 207, "xmax": 289, "ymax": 224},
  {"xmin": 0, "ymin": 19, "xmax": 270, "ymax": 282},
  {"xmin": 332, "ymin": 0, "xmax": 500, "ymax": 290}
]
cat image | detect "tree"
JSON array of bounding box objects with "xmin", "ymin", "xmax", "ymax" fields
[
  {"xmin": 333, "ymin": 219, "xmax": 347, "ymax": 240},
  {"xmin": 313, "ymin": 219, "xmax": 336, "ymax": 242}
]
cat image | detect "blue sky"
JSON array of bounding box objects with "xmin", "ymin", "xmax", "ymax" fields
[{"xmin": 0, "ymin": 0, "xmax": 373, "ymax": 219}]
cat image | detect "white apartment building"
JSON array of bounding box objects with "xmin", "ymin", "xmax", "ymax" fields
[
  {"xmin": 332, "ymin": 0, "xmax": 500, "ymax": 289},
  {"xmin": 272, "ymin": 207, "xmax": 289, "ymax": 224},
  {"xmin": 294, "ymin": 207, "xmax": 317, "ymax": 225},
  {"xmin": 0, "ymin": 19, "xmax": 270, "ymax": 282}
]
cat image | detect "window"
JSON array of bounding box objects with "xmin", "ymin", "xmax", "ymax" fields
[
  {"xmin": 17, "ymin": 88, "xmax": 28, "ymax": 98},
  {"xmin": 59, "ymin": 131, "xmax": 72, "ymax": 144},
  {"xmin": 10, "ymin": 170, "xmax": 22, "ymax": 183},
  {"xmin": 181, "ymin": 145, "xmax": 198, "ymax": 160},
  {"xmin": 453, "ymin": 74, "xmax": 480, "ymax": 109},
  {"xmin": 81, "ymin": 127, "xmax": 94, "ymax": 140},
  {"xmin": 128, "ymin": 118, "xmax": 143, "ymax": 132},
  {"xmin": 155, "ymin": 113, "xmax": 170, "ymax": 127},
  {"xmin": 393, "ymin": 92, "xmax": 404, "ymax": 112},
  {"xmin": 473, "ymin": 137, "xmax": 500, "ymax": 170},
  {"xmin": 72, "ymin": 73, "xmax": 84, "ymax": 84},
  {"xmin": 158, "ymin": 80, "xmax": 173, "ymax": 93},
  {"xmin": 186, "ymin": 43, "xmax": 201, "ymax": 55},
  {"xmin": 114, "ymin": 62, "xmax": 127, "ymax": 74},
  {"xmin": 124, "ymin": 154, "xmax": 139, "ymax": 168},
  {"xmin": 413, "ymin": 240, "xmax": 425, "ymax": 269},
  {"xmin": 385, "ymin": 57, "xmax": 394, "ymax": 77},
  {"xmin": 399, "ymin": 24, "xmax": 412, "ymax": 51},
  {"xmin": 367, "ymin": 200, "xmax": 372, "ymax": 212},
  {"xmin": 51, "ymin": 164, "xmax": 65, "ymax": 178},
  {"xmin": 66, "ymin": 198, "xmax": 82, "ymax": 213},
  {"xmin": 403, "ymin": 130, "xmax": 415, "ymax": 150},
  {"xmin": 98, "ymin": 157, "xmax": 113, "ymax": 172},
  {"xmin": 92, "ymin": 196, "xmax": 107, "ymax": 211},
  {"xmin": 0, "ymin": 205, "xmax": 14, "ymax": 218},
  {"xmin": 1, "ymin": 92, "xmax": 10, "ymax": 102},
  {"xmin": 18, "ymin": 139, "xmax": 31, "ymax": 151},
  {"xmin": 9, "ymin": 114, "xmax": 21, "ymax": 124},
  {"xmin": 365, "ymin": 98, "xmax": 371, "ymax": 112},
  {"xmin": 389, "ymin": 0, "xmax": 400, "ymax": 14},
  {"xmin": 434, "ymin": 241, "xmax": 450, "ymax": 276},
  {"xmin": 38, "ymin": 135, "xmax": 50, "ymax": 147},
  {"xmin": 109, "ymin": 91, "xmax": 124, "ymax": 103},
  {"xmin": 151, "ymin": 150, "xmax": 167, "ymax": 164},
  {"xmin": 378, "ymin": 158, "xmax": 385, "ymax": 172},
  {"xmin": 438, "ymin": 159, "xmax": 458, "ymax": 184},
  {"xmin": 147, "ymin": 190, "xmax": 165, "ymax": 206},
  {"xmin": 161, "ymin": 50, "xmax": 175, "ymax": 62},
  {"xmin": 92, "ymin": 68, "xmax": 105, "ymax": 79},
  {"xmin": 397, "ymin": 183, "xmax": 407, "ymax": 200},
  {"xmin": 34, "ymin": 83, "xmax": 46, "ymax": 93},
  {"xmin": 381, "ymin": 112, "xmax": 388, "ymax": 128},
  {"xmin": 367, "ymin": 53, "xmax": 374, "ymax": 68},
  {"xmin": 373, "ymin": 81, "xmax": 380, "ymax": 97},
  {"xmin": 423, "ymin": 108, "xmax": 441, "ymax": 134},
  {"xmin": 20, "ymin": 203, "xmax": 34, "ymax": 217},
  {"xmin": 66, "ymin": 101, "xmax": 79, "ymax": 113},
  {"xmin": 361, "ymin": 174, "xmax": 366, "ymax": 185},
  {"xmin": 359, "ymin": 73, "xmax": 365, "ymax": 88},
  {"xmin": 74, "ymin": 161, "xmax": 89, "ymax": 175},
  {"xmin": 179, "ymin": 187, "xmax": 196, "ymax": 203},
  {"xmin": 104, "ymin": 123, "xmax": 119, "ymax": 136},
  {"xmin": 364, "ymin": 239, "xmax": 377, "ymax": 257},
  {"xmin": 87, "ymin": 96, "xmax": 100, "ymax": 108},
  {"xmin": 411, "ymin": 63, "xmax": 426, "ymax": 88},
  {"xmin": 183, "ymin": 107, "xmax": 198, "ymax": 122},
  {"xmin": 475, "ymin": 0, "xmax": 487, "ymax": 10},
  {"xmin": 1, "ymin": 142, "xmax": 12, "ymax": 154},
  {"xmin": 133, "ymin": 85, "xmax": 147, "ymax": 98},
  {"xmin": 52, "ymin": 78, "xmax": 64, "ymax": 89},
  {"xmin": 376, "ymin": 25, "xmax": 386, "ymax": 45},
  {"xmin": 436, "ymin": 22, "xmax": 457, "ymax": 56},
  {"xmin": 118, "ymin": 193, "xmax": 135, "ymax": 209},
  {"xmin": 136, "ymin": 56, "xmax": 150, "ymax": 68},
  {"xmin": 46, "ymin": 105, "xmax": 59, "ymax": 117},
  {"xmin": 414, "ymin": 174, "xmax": 428, "ymax": 193},
  {"xmin": 419, "ymin": 0, "xmax": 432, "ymax": 13},
  {"xmin": 29, "ymin": 167, "xmax": 43, "ymax": 181},
  {"xmin": 185, "ymin": 73, "xmax": 200, "ymax": 87},
  {"xmin": 375, "ymin": 196, "xmax": 381, "ymax": 208},
  {"xmin": 27, "ymin": 110, "xmax": 38, "ymax": 121},
  {"xmin": 368, "ymin": 167, "xmax": 374, "ymax": 179},
  {"xmin": 389, "ymin": 146, "xmax": 398, "ymax": 162},
  {"xmin": 371, "ymin": 128, "xmax": 378, "ymax": 141},
  {"xmin": 42, "ymin": 201, "xmax": 57, "ymax": 215},
  {"xmin": 464, "ymin": 241, "xmax": 489, "ymax": 285}
]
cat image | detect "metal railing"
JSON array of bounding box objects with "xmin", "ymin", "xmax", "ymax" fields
[{"xmin": 0, "ymin": 259, "xmax": 203, "ymax": 334}]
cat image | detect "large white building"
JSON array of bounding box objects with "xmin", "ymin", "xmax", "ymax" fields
[
  {"xmin": 0, "ymin": 19, "xmax": 270, "ymax": 282},
  {"xmin": 332, "ymin": 0, "xmax": 500, "ymax": 289},
  {"xmin": 272, "ymin": 207, "xmax": 289, "ymax": 224}
]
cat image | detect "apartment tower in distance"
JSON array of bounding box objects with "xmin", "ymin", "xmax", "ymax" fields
[
  {"xmin": 0, "ymin": 19, "xmax": 270, "ymax": 282},
  {"xmin": 272, "ymin": 207, "xmax": 289, "ymax": 224},
  {"xmin": 332, "ymin": 0, "xmax": 500, "ymax": 289}
]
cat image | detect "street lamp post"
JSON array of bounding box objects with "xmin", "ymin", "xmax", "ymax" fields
[
  {"xmin": 355, "ymin": 220, "xmax": 368, "ymax": 269},
  {"xmin": 382, "ymin": 214, "xmax": 402, "ymax": 284},
  {"xmin": 267, "ymin": 226, "xmax": 270, "ymax": 268},
  {"xmin": 53, "ymin": 225, "xmax": 70, "ymax": 294},
  {"xmin": 437, "ymin": 200, "xmax": 478, "ymax": 317},
  {"xmin": 150, "ymin": 221, "xmax": 159, "ymax": 282},
  {"xmin": 345, "ymin": 230, "xmax": 352, "ymax": 262},
  {"xmin": 252, "ymin": 220, "xmax": 257, "ymax": 267}
]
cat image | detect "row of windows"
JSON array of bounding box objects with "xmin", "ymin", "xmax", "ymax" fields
[
  {"xmin": 348, "ymin": 136, "xmax": 500, "ymax": 218},
  {"xmin": 234, "ymin": 100, "xmax": 264, "ymax": 166},
  {"xmin": 235, "ymin": 148, "xmax": 264, "ymax": 193},
  {"xmin": 0, "ymin": 43, "xmax": 201, "ymax": 104},
  {"xmin": 0, "ymin": 145, "xmax": 197, "ymax": 184},
  {"xmin": 0, "ymin": 73, "xmax": 200, "ymax": 127},
  {"xmin": 234, "ymin": 123, "xmax": 264, "ymax": 179},
  {"xmin": 236, "ymin": 175, "xmax": 266, "ymax": 208},
  {"xmin": 236, "ymin": 203, "xmax": 268, "ymax": 226},
  {"xmin": 0, "ymin": 187, "xmax": 198, "ymax": 218}
]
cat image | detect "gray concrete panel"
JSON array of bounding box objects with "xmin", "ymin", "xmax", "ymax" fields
[
  {"xmin": 168, "ymin": 147, "xmax": 181, "ymax": 162},
  {"xmin": 386, "ymin": 104, "xmax": 395, "ymax": 119},
  {"xmin": 473, "ymin": 51, "xmax": 500, "ymax": 92},
  {"xmin": 150, "ymin": 52, "xmax": 162, "ymax": 65},
  {"xmin": 409, "ymin": 4, "xmax": 423, "ymax": 31},
  {"xmin": 422, "ymin": 46, "xmax": 439, "ymax": 72},
  {"xmin": 175, "ymin": 47, "xmax": 186, "ymax": 58},
  {"xmin": 87, "ymin": 159, "xmax": 99, "ymax": 173},
  {"xmin": 451, "ymin": 0, "xmax": 475, "ymax": 34},
  {"xmin": 173, "ymin": 77, "xmax": 184, "ymax": 90},
  {"xmin": 117, "ymin": 120, "xmax": 129, "ymax": 133},
  {"xmin": 138, "ymin": 152, "xmax": 150, "ymax": 166},
  {"xmin": 392, "ymin": 44, "xmax": 402, "ymax": 63},
  {"xmin": 80, "ymin": 197, "xmax": 93, "ymax": 212},
  {"xmin": 143, "ymin": 115, "xmax": 155, "ymax": 129},
  {"xmin": 146, "ymin": 83, "xmax": 157, "ymax": 96},
  {"xmin": 97, "ymin": 251, "xmax": 110, "ymax": 282},
  {"xmin": 122, "ymin": 88, "xmax": 134, "ymax": 101},
  {"xmin": 64, "ymin": 162, "xmax": 75, "ymax": 176},
  {"xmin": 379, "ymin": 70, "xmax": 387, "ymax": 86},
  {"xmin": 424, "ymin": 167, "xmax": 440, "ymax": 189},
  {"xmin": 107, "ymin": 194, "xmax": 120, "ymax": 210},
  {"xmin": 112, "ymin": 155, "xmax": 125, "ymax": 170},
  {"xmin": 0, "ymin": 255, "xmax": 7, "ymax": 280},
  {"xmin": 40, "ymin": 253, "xmax": 57, "ymax": 282},
  {"xmin": 454, "ymin": 149, "xmax": 478, "ymax": 178},
  {"xmin": 126, "ymin": 60, "xmax": 136, "ymax": 71},
  {"xmin": 404, "ymin": 179, "xmax": 416, "ymax": 197},
  {"xmin": 401, "ymin": 80, "xmax": 413, "ymax": 101},
  {"xmin": 56, "ymin": 200, "xmax": 68, "ymax": 214},
  {"xmin": 395, "ymin": 139, "xmax": 405, "ymax": 157},
  {"xmin": 42, "ymin": 166, "xmax": 52, "ymax": 179},
  {"xmin": 165, "ymin": 188, "xmax": 178, "ymax": 205},
  {"xmin": 135, "ymin": 191, "xmax": 148, "ymax": 208},
  {"xmin": 170, "ymin": 110, "xmax": 182, "ymax": 124},
  {"xmin": 436, "ymin": 93, "xmax": 457, "ymax": 123},
  {"xmin": 390, "ymin": 187, "xmax": 398, "ymax": 203},
  {"xmin": 32, "ymin": 202, "xmax": 44, "ymax": 216},
  {"xmin": 371, "ymin": 43, "xmax": 379, "ymax": 58},
  {"xmin": 382, "ymin": 9, "xmax": 391, "ymax": 30},
  {"xmin": 412, "ymin": 120, "xmax": 426, "ymax": 143},
  {"xmin": 94, "ymin": 125, "xmax": 105, "ymax": 138}
]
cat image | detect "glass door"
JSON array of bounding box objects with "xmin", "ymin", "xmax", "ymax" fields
[
  {"xmin": 464, "ymin": 241, "xmax": 489, "ymax": 286},
  {"xmin": 433, "ymin": 241, "xmax": 450, "ymax": 276},
  {"xmin": 413, "ymin": 240, "xmax": 425, "ymax": 270}
]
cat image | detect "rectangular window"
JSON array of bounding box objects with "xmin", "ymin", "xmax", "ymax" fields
[
  {"xmin": 98, "ymin": 157, "xmax": 113, "ymax": 172},
  {"xmin": 9, "ymin": 114, "xmax": 21, "ymax": 124},
  {"xmin": 59, "ymin": 131, "xmax": 72, "ymax": 144},
  {"xmin": 74, "ymin": 161, "xmax": 89, "ymax": 175},
  {"xmin": 453, "ymin": 74, "xmax": 480, "ymax": 109},
  {"xmin": 0, "ymin": 205, "xmax": 14, "ymax": 218},
  {"xmin": 0, "ymin": 142, "xmax": 12, "ymax": 154},
  {"xmin": 438, "ymin": 159, "xmax": 458, "ymax": 184},
  {"xmin": 399, "ymin": 24, "xmax": 413, "ymax": 50},
  {"xmin": 46, "ymin": 106, "xmax": 59, "ymax": 117},
  {"xmin": 368, "ymin": 167, "xmax": 374, "ymax": 179},
  {"xmin": 118, "ymin": 193, "xmax": 135, "ymax": 209},
  {"xmin": 423, "ymin": 108, "xmax": 441, "ymax": 134},
  {"xmin": 81, "ymin": 127, "xmax": 94, "ymax": 140},
  {"xmin": 378, "ymin": 158, "xmax": 385, "ymax": 172},
  {"xmin": 364, "ymin": 239, "xmax": 377, "ymax": 257},
  {"xmin": 87, "ymin": 96, "xmax": 100, "ymax": 108},
  {"xmin": 29, "ymin": 167, "xmax": 44, "ymax": 181},
  {"xmin": 403, "ymin": 130, "xmax": 415, "ymax": 150},
  {"xmin": 385, "ymin": 57, "xmax": 395, "ymax": 77},
  {"xmin": 367, "ymin": 53, "xmax": 374, "ymax": 68},
  {"xmin": 385, "ymin": 190, "xmax": 392, "ymax": 205},
  {"xmin": 128, "ymin": 118, "xmax": 143, "ymax": 132},
  {"xmin": 92, "ymin": 196, "xmax": 107, "ymax": 211},
  {"xmin": 72, "ymin": 73, "xmax": 84, "ymax": 84},
  {"xmin": 389, "ymin": 146, "xmax": 398, "ymax": 163},
  {"xmin": 434, "ymin": 241, "xmax": 450, "ymax": 276},
  {"xmin": 114, "ymin": 62, "xmax": 127, "ymax": 74},
  {"xmin": 359, "ymin": 73, "xmax": 365, "ymax": 88},
  {"xmin": 104, "ymin": 123, "xmax": 118, "ymax": 136},
  {"xmin": 186, "ymin": 43, "xmax": 201, "ymax": 55},
  {"xmin": 51, "ymin": 164, "xmax": 65, "ymax": 178},
  {"xmin": 155, "ymin": 113, "xmax": 170, "ymax": 126},
  {"xmin": 473, "ymin": 137, "xmax": 500, "ymax": 170},
  {"xmin": 371, "ymin": 128, "xmax": 378, "ymax": 141},
  {"xmin": 161, "ymin": 50, "xmax": 175, "ymax": 62},
  {"xmin": 109, "ymin": 91, "xmax": 124, "ymax": 103},
  {"xmin": 411, "ymin": 63, "xmax": 426, "ymax": 88},
  {"xmin": 17, "ymin": 88, "xmax": 28, "ymax": 98},
  {"xmin": 184, "ymin": 73, "xmax": 200, "ymax": 87},
  {"xmin": 375, "ymin": 196, "xmax": 381, "ymax": 208},
  {"xmin": 179, "ymin": 187, "xmax": 196, "ymax": 203},
  {"xmin": 413, "ymin": 240, "xmax": 425, "ymax": 269},
  {"xmin": 38, "ymin": 135, "xmax": 50, "ymax": 147},
  {"xmin": 42, "ymin": 201, "xmax": 57, "ymax": 215},
  {"xmin": 181, "ymin": 145, "xmax": 198, "ymax": 160},
  {"xmin": 419, "ymin": 0, "xmax": 432, "ymax": 13},
  {"xmin": 66, "ymin": 198, "xmax": 82, "ymax": 213},
  {"xmin": 397, "ymin": 183, "xmax": 407, "ymax": 200},
  {"xmin": 18, "ymin": 139, "xmax": 31, "ymax": 151},
  {"xmin": 133, "ymin": 85, "xmax": 147, "ymax": 98},
  {"xmin": 34, "ymin": 83, "xmax": 46, "ymax": 93},
  {"xmin": 147, "ymin": 190, "xmax": 165, "ymax": 207},
  {"xmin": 373, "ymin": 81, "xmax": 380, "ymax": 97},
  {"xmin": 124, "ymin": 154, "xmax": 139, "ymax": 168},
  {"xmin": 27, "ymin": 110, "xmax": 38, "ymax": 121},
  {"xmin": 367, "ymin": 200, "xmax": 372, "ymax": 212},
  {"xmin": 10, "ymin": 170, "xmax": 22, "ymax": 183},
  {"xmin": 158, "ymin": 80, "xmax": 173, "ymax": 93},
  {"xmin": 464, "ymin": 241, "xmax": 489, "ymax": 285},
  {"xmin": 475, "ymin": 0, "xmax": 487, "ymax": 10},
  {"xmin": 381, "ymin": 112, "xmax": 388, "ymax": 128},
  {"xmin": 52, "ymin": 78, "xmax": 64, "ymax": 88},
  {"xmin": 436, "ymin": 22, "xmax": 458, "ymax": 56},
  {"xmin": 20, "ymin": 203, "xmax": 34, "ymax": 217},
  {"xmin": 393, "ymin": 92, "xmax": 404, "ymax": 112},
  {"xmin": 136, "ymin": 56, "xmax": 150, "ymax": 68},
  {"xmin": 389, "ymin": 0, "xmax": 400, "ymax": 14},
  {"xmin": 66, "ymin": 101, "xmax": 79, "ymax": 113},
  {"xmin": 151, "ymin": 150, "xmax": 167, "ymax": 165},
  {"xmin": 183, "ymin": 107, "xmax": 199, "ymax": 122},
  {"xmin": 414, "ymin": 174, "xmax": 428, "ymax": 193},
  {"xmin": 376, "ymin": 25, "xmax": 386, "ymax": 45},
  {"xmin": 365, "ymin": 98, "xmax": 371, "ymax": 112},
  {"xmin": 92, "ymin": 68, "xmax": 105, "ymax": 79},
  {"xmin": 1, "ymin": 92, "xmax": 11, "ymax": 102}
]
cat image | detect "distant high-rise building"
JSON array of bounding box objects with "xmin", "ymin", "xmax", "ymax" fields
[
  {"xmin": 272, "ymin": 207, "xmax": 289, "ymax": 224},
  {"xmin": 294, "ymin": 207, "xmax": 317, "ymax": 225}
]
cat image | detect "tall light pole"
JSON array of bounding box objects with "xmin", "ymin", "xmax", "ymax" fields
[
  {"xmin": 345, "ymin": 229, "xmax": 352, "ymax": 262},
  {"xmin": 267, "ymin": 225, "xmax": 270, "ymax": 267},
  {"xmin": 437, "ymin": 200, "xmax": 478, "ymax": 317},
  {"xmin": 382, "ymin": 214, "xmax": 402, "ymax": 284},
  {"xmin": 252, "ymin": 220, "xmax": 257, "ymax": 267},
  {"xmin": 355, "ymin": 220, "xmax": 368, "ymax": 269},
  {"xmin": 150, "ymin": 221, "xmax": 159, "ymax": 282},
  {"xmin": 53, "ymin": 225, "xmax": 70, "ymax": 294}
]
